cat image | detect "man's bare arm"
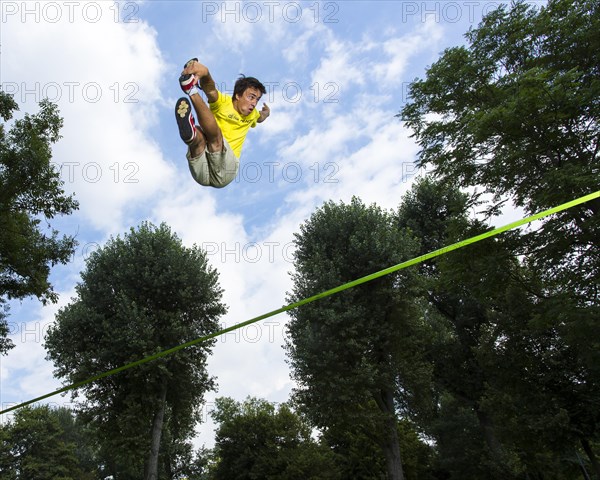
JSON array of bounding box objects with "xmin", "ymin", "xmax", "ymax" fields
[{"xmin": 181, "ymin": 60, "xmax": 219, "ymax": 103}]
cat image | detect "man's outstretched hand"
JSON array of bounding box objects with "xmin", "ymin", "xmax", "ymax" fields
[{"xmin": 259, "ymin": 103, "xmax": 270, "ymax": 123}]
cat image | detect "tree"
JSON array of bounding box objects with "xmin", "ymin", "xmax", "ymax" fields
[
  {"xmin": 401, "ymin": 0, "xmax": 600, "ymax": 473},
  {"xmin": 0, "ymin": 91, "xmax": 78, "ymax": 355},
  {"xmin": 52, "ymin": 406, "xmax": 99, "ymax": 479},
  {"xmin": 0, "ymin": 301, "xmax": 12, "ymax": 355},
  {"xmin": 397, "ymin": 178, "xmax": 521, "ymax": 478},
  {"xmin": 0, "ymin": 405, "xmax": 93, "ymax": 479},
  {"xmin": 319, "ymin": 415, "xmax": 436, "ymax": 480},
  {"xmin": 401, "ymin": 0, "xmax": 599, "ymax": 298},
  {"xmin": 285, "ymin": 197, "xmax": 427, "ymax": 480},
  {"xmin": 45, "ymin": 222, "xmax": 226, "ymax": 480},
  {"xmin": 208, "ymin": 396, "xmax": 341, "ymax": 480},
  {"xmin": 397, "ymin": 177, "xmax": 595, "ymax": 478}
]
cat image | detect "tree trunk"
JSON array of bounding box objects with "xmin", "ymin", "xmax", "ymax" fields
[
  {"xmin": 475, "ymin": 407, "xmax": 505, "ymax": 464},
  {"xmin": 475, "ymin": 406, "xmax": 521, "ymax": 479},
  {"xmin": 375, "ymin": 389, "xmax": 405, "ymax": 480},
  {"xmin": 581, "ymin": 437, "xmax": 600, "ymax": 480},
  {"xmin": 145, "ymin": 382, "xmax": 168, "ymax": 480}
]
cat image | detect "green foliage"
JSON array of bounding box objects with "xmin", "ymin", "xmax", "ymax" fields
[
  {"xmin": 45, "ymin": 222, "xmax": 227, "ymax": 479},
  {"xmin": 0, "ymin": 300, "xmax": 12, "ymax": 354},
  {"xmin": 0, "ymin": 91, "xmax": 78, "ymax": 354},
  {"xmin": 400, "ymin": 0, "xmax": 599, "ymax": 301},
  {"xmin": 286, "ymin": 196, "xmax": 436, "ymax": 479},
  {"xmin": 206, "ymin": 396, "xmax": 340, "ymax": 480},
  {"xmin": 402, "ymin": 0, "xmax": 599, "ymax": 210},
  {"xmin": 287, "ymin": 196, "xmax": 420, "ymax": 418},
  {"xmin": 320, "ymin": 419, "xmax": 387, "ymax": 479},
  {"xmin": 398, "ymin": 179, "xmax": 519, "ymax": 478},
  {"xmin": 318, "ymin": 415, "xmax": 437, "ymax": 480},
  {"xmin": 0, "ymin": 405, "xmax": 95, "ymax": 479},
  {"xmin": 401, "ymin": 1, "xmax": 600, "ymax": 476},
  {"xmin": 397, "ymin": 178, "xmax": 597, "ymax": 479}
]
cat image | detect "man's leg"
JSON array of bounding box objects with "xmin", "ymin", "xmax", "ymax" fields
[
  {"xmin": 179, "ymin": 59, "xmax": 224, "ymax": 154},
  {"xmin": 188, "ymin": 92, "xmax": 223, "ymax": 154},
  {"xmin": 188, "ymin": 126, "xmax": 206, "ymax": 158},
  {"xmin": 175, "ymin": 97, "xmax": 206, "ymax": 156},
  {"xmin": 178, "ymin": 60, "xmax": 237, "ymax": 187}
]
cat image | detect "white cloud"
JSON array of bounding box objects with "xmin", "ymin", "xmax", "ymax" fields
[
  {"xmin": 0, "ymin": 298, "xmax": 73, "ymax": 420},
  {"xmin": 1, "ymin": 0, "xmax": 467, "ymax": 451},
  {"xmin": 2, "ymin": 3, "xmax": 172, "ymax": 232},
  {"xmin": 277, "ymin": 114, "xmax": 356, "ymax": 167},
  {"xmin": 310, "ymin": 37, "xmax": 368, "ymax": 92},
  {"xmin": 373, "ymin": 20, "xmax": 445, "ymax": 87}
]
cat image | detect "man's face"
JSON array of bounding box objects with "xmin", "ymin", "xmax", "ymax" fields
[{"xmin": 235, "ymin": 87, "xmax": 262, "ymax": 116}]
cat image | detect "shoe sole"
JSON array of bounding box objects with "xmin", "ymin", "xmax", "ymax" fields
[{"xmin": 175, "ymin": 97, "xmax": 195, "ymax": 144}]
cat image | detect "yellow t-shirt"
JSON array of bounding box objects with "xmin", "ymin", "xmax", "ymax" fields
[{"xmin": 209, "ymin": 91, "xmax": 260, "ymax": 158}]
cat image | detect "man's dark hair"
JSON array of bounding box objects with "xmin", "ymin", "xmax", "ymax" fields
[{"xmin": 233, "ymin": 75, "xmax": 266, "ymax": 100}]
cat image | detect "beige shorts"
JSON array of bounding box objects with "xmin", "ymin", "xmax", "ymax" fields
[{"xmin": 187, "ymin": 138, "xmax": 239, "ymax": 188}]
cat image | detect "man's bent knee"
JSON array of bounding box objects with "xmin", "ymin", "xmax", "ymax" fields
[
  {"xmin": 189, "ymin": 128, "xmax": 207, "ymax": 157},
  {"xmin": 206, "ymin": 138, "xmax": 223, "ymax": 154}
]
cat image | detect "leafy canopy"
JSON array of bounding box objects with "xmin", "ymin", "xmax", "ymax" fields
[
  {"xmin": 0, "ymin": 91, "xmax": 78, "ymax": 354},
  {"xmin": 45, "ymin": 222, "xmax": 226, "ymax": 479}
]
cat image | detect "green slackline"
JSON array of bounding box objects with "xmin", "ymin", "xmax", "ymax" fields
[{"xmin": 1, "ymin": 190, "xmax": 598, "ymax": 416}]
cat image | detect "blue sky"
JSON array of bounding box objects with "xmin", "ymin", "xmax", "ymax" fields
[{"xmin": 0, "ymin": 0, "xmax": 539, "ymax": 448}]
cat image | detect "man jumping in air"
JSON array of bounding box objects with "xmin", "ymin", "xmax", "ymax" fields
[{"xmin": 175, "ymin": 58, "xmax": 270, "ymax": 188}]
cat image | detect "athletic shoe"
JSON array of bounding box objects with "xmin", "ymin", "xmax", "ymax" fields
[
  {"xmin": 179, "ymin": 73, "xmax": 200, "ymax": 96},
  {"xmin": 180, "ymin": 57, "xmax": 200, "ymax": 95},
  {"xmin": 175, "ymin": 97, "xmax": 196, "ymax": 144}
]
